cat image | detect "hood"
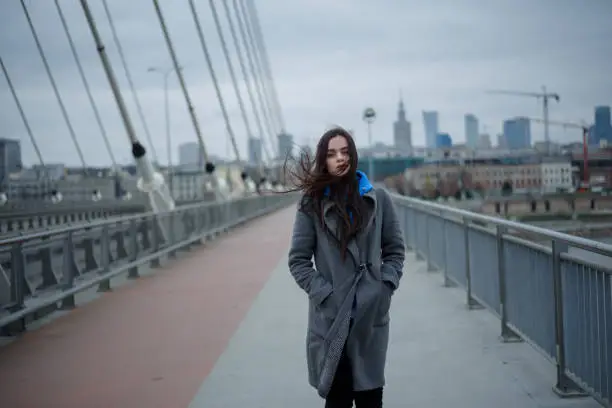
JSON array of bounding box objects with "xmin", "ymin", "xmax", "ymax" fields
[{"xmin": 324, "ymin": 170, "xmax": 373, "ymax": 197}]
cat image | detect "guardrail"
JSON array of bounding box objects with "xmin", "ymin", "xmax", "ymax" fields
[
  {"xmin": 0, "ymin": 200, "xmax": 147, "ymax": 235},
  {"xmin": 391, "ymin": 193, "xmax": 612, "ymax": 408},
  {"xmin": 0, "ymin": 193, "xmax": 298, "ymax": 334},
  {"xmin": 0, "ymin": 197, "xmax": 210, "ymax": 235}
]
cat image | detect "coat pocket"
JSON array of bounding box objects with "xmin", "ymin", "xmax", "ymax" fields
[
  {"xmin": 308, "ymin": 290, "xmax": 335, "ymax": 338},
  {"xmin": 374, "ymin": 280, "xmax": 393, "ymax": 327}
]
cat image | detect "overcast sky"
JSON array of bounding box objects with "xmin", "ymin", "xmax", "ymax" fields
[{"xmin": 1, "ymin": 0, "xmax": 611, "ymax": 167}]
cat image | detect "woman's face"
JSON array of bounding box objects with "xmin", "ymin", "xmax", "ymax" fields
[{"xmin": 326, "ymin": 135, "xmax": 350, "ymax": 176}]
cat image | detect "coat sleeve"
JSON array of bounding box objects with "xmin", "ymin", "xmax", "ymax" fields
[
  {"xmin": 287, "ymin": 207, "xmax": 333, "ymax": 305},
  {"xmin": 379, "ymin": 189, "xmax": 405, "ymax": 290}
]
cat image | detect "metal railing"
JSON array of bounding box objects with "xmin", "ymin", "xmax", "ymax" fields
[
  {"xmin": 0, "ymin": 193, "xmax": 297, "ymax": 334},
  {"xmin": 0, "ymin": 197, "xmax": 211, "ymax": 235},
  {"xmin": 0, "ymin": 200, "xmax": 147, "ymax": 235},
  {"xmin": 391, "ymin": 193, "xmax": 612, "ymax": 408}
]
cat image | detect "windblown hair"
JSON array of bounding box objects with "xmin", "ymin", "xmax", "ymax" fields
[{"xmin": 283, "ymin": 126, "xmax": 367, "ymax": 259}]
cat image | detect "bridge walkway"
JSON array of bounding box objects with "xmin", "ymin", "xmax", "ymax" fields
[{"xmin": 0, "ymin": 207, "xmax": 601, "ymax": 407}]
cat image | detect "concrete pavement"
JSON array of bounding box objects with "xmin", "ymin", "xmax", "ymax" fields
[{"xmin": 189, "ymin": 251, "xmax": 601, "ymax": 407}]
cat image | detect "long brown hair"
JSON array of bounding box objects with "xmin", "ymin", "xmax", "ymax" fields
[{"xmin": 283, "ymin": 126, "xmax": 367, "ymax": 259}]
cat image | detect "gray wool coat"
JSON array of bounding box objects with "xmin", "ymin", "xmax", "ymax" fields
[{"xmin": 288, "ymin": 187, "xmax": 405, "ymax": 398}]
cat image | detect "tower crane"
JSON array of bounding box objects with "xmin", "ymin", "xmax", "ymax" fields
[
  {"xmin": 486, "ymin": 86, "xmax": 560, "ymax": 154},
  {"xmin": 526, "ymin": 117, "xmax": 591, "ymax": 190}
]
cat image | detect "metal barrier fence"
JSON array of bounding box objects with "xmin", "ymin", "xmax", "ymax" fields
[
  {"xmin": 392, "ymin": 193, "xmax": 612, "ymax": 408},
  {"xmin": 0, "ymin": 193, "xmax": 298, "ymax": 334},
  {"xmin": 0, "ymin": 197, "xmax": 209, "ymax": 235}
]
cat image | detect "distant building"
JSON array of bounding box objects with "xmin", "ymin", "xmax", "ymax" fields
[
  {"xmin": 422, "ymin": 111, "xmax": 439, "ymax": 149},
  {"xmin": 464, "ymin": 114, "xmax": 479, "ymax": 149},
  {"xmin": 435, "ymin": 133, "xmax": 452, "ymax": 148},
  {"xmin": 540, "ymin": 160, "xmax": 573, "ymax": 192},
  {"xmin": 0, "ymin": 138, "xmax": 22, "ymax": 185},
  {"xmin": 593, "ymin": 105, "xmax": 612, "ymax": 145},
  {"xmin": 497, "ymin": 133, "xmax": 507, "ymax": 149},
  {"xmin": 503, "ymin": 117, "xmax": 531, "ymax": 149},
  {"xmin": 393, "ymin": 96, "xmax": 412, "ymax": 154},
  {"xmin": 404, "ymin": 155, "xmax": 575, "ymax": 196},
  {"xmin": 477, "ymin": 133, "xmax": 492, "ymax": 149},
  {"xmin": 247, "ymin": 137, "xmax": 262, "ymax": 165},
  {"xmin": 277, "ymin": 132, "xmax": 294, "ymax": 160}
]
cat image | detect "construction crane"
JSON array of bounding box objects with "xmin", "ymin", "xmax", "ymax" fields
[
  {"xmin": 486, "ymin": 86, "xmax": 560, "ymax": 154},
  {"xmin": 526, "ymin": 117, "xmax": 591, "ymax": 190}
]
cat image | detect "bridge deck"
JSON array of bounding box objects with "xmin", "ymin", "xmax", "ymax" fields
[{"xmin": 0, "ymin": 207, "xmax": 601, "ymax": 407}]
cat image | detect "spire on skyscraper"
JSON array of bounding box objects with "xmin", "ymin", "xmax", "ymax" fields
[{"xmin": 398, "ymin": 88, "xmax": 406, "ymax": 121}]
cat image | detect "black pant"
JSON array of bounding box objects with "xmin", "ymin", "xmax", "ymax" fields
[{"xmin": 324, "ymin": 346, "xmax": 383, "ymax": 408}]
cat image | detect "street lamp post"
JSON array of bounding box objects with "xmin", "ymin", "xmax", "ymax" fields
[
  {"xmin": 362, "ymin": 107, "xmax": 376, "ymax": 180},
  {"xmin": 148, "ymin": 65, "xmax": 182, "ymax": 194}
]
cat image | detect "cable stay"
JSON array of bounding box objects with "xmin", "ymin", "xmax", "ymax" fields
[
  {"xmin": 187, "ymin": 0, "xmax": 252, "ymax": 198},
  {"xmin": 231, "ymin": 0, "xmax": 277, "ymax": 161},
  {"xmin": 20, "ymin": 0, "xmax": 87, "ymax": 174},
  {"xmin": 245, "ymin": 0, "xmax": 287, "ymax": 134},
  {"xmin": 100, "ymin": 0, "xmax": 160, "ymax": 165},
  {"xmin": 80, "ymin": 0, "xmax": 175, "ymax": 241},
  {"xmin": 239, "ymin": 0, "xmax": 280, "ymax": 137},
  {"xmin": 54, "ymin": 0, "xmax": 127, "ymax": 202},
  {"xmin": 221, "ymin": 0, "xmax": 276, "ymax": 170},
  {"xmin": 151, "ymin": 0, "xmax": 225, "ymax": 202},
  {"xmin": 0, "ymin": 56, "xmax": 57, "ymax": 206}
]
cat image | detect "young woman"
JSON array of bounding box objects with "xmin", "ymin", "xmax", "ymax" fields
[{"xmin": 287, "ymin": 127, "xmax": 405, "ymax": 407}]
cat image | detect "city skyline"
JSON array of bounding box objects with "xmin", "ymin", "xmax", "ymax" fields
[{"xmin": 1, "ymin": 0, "xmax": 611, "ymax": 166}]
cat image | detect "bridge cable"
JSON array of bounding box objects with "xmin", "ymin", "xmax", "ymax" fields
[
  {"xmin": 19, "ymin": 0, "xmax": 87, "ymax": 171},
  {"xmin": 221, "ymin": 0, "xmax": 276, "ymax": 163},
  {"xmin": 100, "ymin": 0, "xmax": 159, "ymax": 165},
  {"xmin": 53, "ymin": 0, "xmax": 117, "ymax": 169},
  {"xmin": 151, "ymin": 0, "xmax": 214, "ymax": 175},
  {"xmin": 81, "ymin": 0, "xmax": 175, "ymax": 208},
  {"xmin": 231, "ymin": 0, "xmax": 278, "ymax": 159},
  {"xmin": 245, "ymin": 0, "xmax": 287, "ymax": 133},
  {"xmin": 205, "ymin": 0, "xmax": 271, "ymax": 177},
  {"xmin": 186, "ymin": 0, "xmax": 245, "ymax": 176},
  {"xmin": 0, "ymin": 56, "xmax": 45, "ymax": 169},
  {"xmin": 239, "ymin": 0, "xmax": 281, "ymax": 137}
]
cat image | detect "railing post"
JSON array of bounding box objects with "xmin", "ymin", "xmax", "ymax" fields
[
  {"xmin": 426, "ymin": 213, "xmax": 435, "ymax": 272},
  {"xmin": 413, "ymin": 208, "xmax": 424, "ymax": 260},
  {"xmin": 127, "ymin": 219, "xmax": 139, "ymax": 279},
  {"xmin": 403, "ymin": 205, "xmax": 412, "ymax": 251},
  {"xmin": 496, "ymin": 225, "xmax": 522, "ymax": 342},
  {"xmin": 60, "ymin": 231, "xmax": 77, "ymax": 309},
  {"xmin": 551, "ymin": 239, "xmax": 586, "ymax": 398},
  {"xmin": 168, "ymin": 211, "xmax": 177, "ymax": 259},
  {"xmin": 4, "ymin": 242, "xmax": 27, "ymax": 335},
  {"xmin": 463, "ymin": 218, "xmax": 482, "ymax": 309},
  {"xmin": 150, "ymin": 215, "xmax": 161, "ymax": 268},
  {"xmin": 441, "ymin": 215, "xmax": 453, "ymax": 286},
  {"xmin": 98, "ymin": 224, "xmax": 112, "ymax": 292}
]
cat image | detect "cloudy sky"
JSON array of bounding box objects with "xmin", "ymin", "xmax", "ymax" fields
[{"xmin": 1, "ymin": 0, "xmax": 611, "ymax": 167}]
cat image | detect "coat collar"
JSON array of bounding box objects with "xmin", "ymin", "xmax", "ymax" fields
[{"xmin": 321, "ymin": 171, "xmax": 377, "ymax": 266}]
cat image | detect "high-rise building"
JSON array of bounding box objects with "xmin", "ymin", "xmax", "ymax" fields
[
  {"xmin": 464, "ymin": 114, "xmax": 479, "ymax": 149},
  {"xmin": 277, "ymin": 132, "xmax": 294, "ymax": 160},
  {"xmin": 422, "ymin": 111, "xmax": 439, "ymax": 149},
  {"xmin": 593, "ymin": 105, "xmax": 612, "ymax": 145},
  {"xmin": 0, "ymin": 138, "xmax": 22, "ymax": 184},
  {"xmin": 503, "ymin": 117, "xmax": 531, "ymax": 149},
  {"xmin": 435, "ymin": 133, "xmax": 452, "ymax": 148},
  {"xmin": 477, "ymin": 133, "xmax": 492, "ymax": 149},
  {"xmin": 248, "ymin": 137, "xmax": 262, "ymax": 165},
  {"xmin": 393, "ymin": 96, "xmax": 412, "ymax": 154},
  {"xmin": 497, "ymin": 133, "xmax": 507, "ymax": 149}
]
